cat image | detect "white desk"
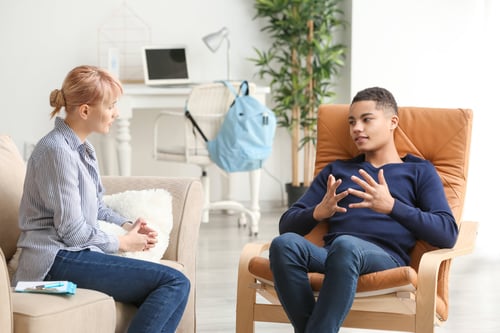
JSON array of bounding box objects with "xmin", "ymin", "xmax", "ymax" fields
[{"xmin": 112, "ymin": 83, "xmax": 270, "ymax": 176}]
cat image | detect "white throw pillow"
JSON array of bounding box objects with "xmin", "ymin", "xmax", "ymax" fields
[{"xmin": 99, "ymin": 189, "xmax": 173, "ymax": 263}]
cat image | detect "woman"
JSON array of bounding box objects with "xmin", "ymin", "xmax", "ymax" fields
[{"xmin": 14, "ymin": 65, "xmax": 190, "ymax": 333}]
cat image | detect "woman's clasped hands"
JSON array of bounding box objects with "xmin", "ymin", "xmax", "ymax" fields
[{"xmin": 119, "ymin": 218, "xmax": 158, "ymax": 252}]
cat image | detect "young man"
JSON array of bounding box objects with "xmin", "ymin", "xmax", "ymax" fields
[{"xmin": 269, "ymin": 87, "xmax": 458, "ymax": 333}]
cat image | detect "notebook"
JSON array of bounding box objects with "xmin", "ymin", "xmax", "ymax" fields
[
  {"xmin": 141, "ymin": 45, "xmax": 190, "ymax": 86},
  {"xmin": 15, "ymin": 281, "xmax": 77, "ymax": 295}
]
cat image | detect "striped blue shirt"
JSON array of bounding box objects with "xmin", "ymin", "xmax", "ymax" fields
[{"xmin": 13, "ymin": 117, "xmax": 127, "ymax": 283}]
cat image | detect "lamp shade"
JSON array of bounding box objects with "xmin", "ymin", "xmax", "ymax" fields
[{"xmin": 202, "ymin": 27, "xmax": 229, "ymax": 53}]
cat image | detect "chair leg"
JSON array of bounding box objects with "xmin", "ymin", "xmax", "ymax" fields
[
  {"xmin": 222, "ymin": 173, "xmax": 236, "ymax": 215},
  {"xmin": 415, "ymin": 289, "xmax": 436, "ymax": 333},
  {"xmin": 236, "ymin": 244, "xmax": 261, "ymax": 333},
  {"xmin": 415, "ymin": 313, "xmax": 435, "ymax": 333},
  {"xmin": 201, "ymin": 170, "xmax": 209, "ymax": 223},
  {"xmin": 248, "ymin": 169, "xmax": 262, "ymax": 235},
  {"xmin": 202, "ymin": 168, "xmax": 261, "ymax": 236}
]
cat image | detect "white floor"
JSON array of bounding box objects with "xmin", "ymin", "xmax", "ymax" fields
[{"xmin": 195, "ymin": 207, "xmax": 499, "ymax": 333}]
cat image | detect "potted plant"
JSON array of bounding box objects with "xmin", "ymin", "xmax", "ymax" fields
[{"xmin": 252, "ymin": 0, "xmax": 347, "ymax": 205}]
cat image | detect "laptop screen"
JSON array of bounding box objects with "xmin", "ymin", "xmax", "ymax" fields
[{"xmin": 142, "ymin": 46, "xmax": 190, "ymax": 86}]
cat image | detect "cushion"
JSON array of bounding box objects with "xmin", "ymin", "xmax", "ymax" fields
[
  {"xmin": 248, "ymin": 256, "xmax": 417, "ymax": 297},
  {"xmin": 0, "ymin": 135, "xmax": 26, "ymax": 261},
  {"xmin": 12, "ymin": 288, "xmax": 116, "ymax": 333},
  {"xmin": 248, "ymin": 256, "xmax": 455, "ymax": 321},
  {"xmin": 99, "ymin": 189, "xmax": 173, "ymax": 263}
]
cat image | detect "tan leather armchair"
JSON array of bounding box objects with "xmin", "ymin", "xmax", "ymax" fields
[
  {"xmin": 236, "ymin": 105, "xmax": 478, "ymax": 333},
  {"xmin": 0, "ymin": 135, "xmax": 203, "ymax": 333}
]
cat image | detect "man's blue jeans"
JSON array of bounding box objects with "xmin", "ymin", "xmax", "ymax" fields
[
  {"xmin": 269, "ymin": 233, "xmax": 400, "ymax": 333},
  {"xmin": 46, "ymin": 249, "xmax": 190, "ymax": 333}
]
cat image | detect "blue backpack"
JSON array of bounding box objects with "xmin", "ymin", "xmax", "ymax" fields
[{"xmin": 186, "ymin": 80, "xmax": 276, "ymax": 172}]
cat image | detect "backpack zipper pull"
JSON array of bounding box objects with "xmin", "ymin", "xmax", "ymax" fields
[{"xmin": 262, "ymin": 111, "xmax": 269, "ymax": 125}]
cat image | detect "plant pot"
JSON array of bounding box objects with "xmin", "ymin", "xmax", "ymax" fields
[{"xmin": 285, "ymin": 183, "xmax": 309, "ymax": 207}]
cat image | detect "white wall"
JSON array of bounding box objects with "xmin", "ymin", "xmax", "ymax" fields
[{"xmin": 350, "ymin": 0, "xmax": 499, "ymax": 258}]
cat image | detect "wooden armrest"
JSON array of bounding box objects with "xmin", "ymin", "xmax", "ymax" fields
[
  {"xmin": 415, "ymin": 221, "xmax": 478, "ymax": 327},
  {"xmin": 238, "ymin": 242, "xmax": 271, "ymax": 284},
  {"xmin": 237, "ymin": 242, "xmax": 272, "ymax": 322},
  {"xmin": 418, "ymin": 221, "xmax": 478, "ymax": 275},
  {"xmin": 451, "ymin": 220, "xmax": 478, "ymax": 255},
  {"xmin": 239, "ymin": 242, "xmax": 271, "ymax": 271}
]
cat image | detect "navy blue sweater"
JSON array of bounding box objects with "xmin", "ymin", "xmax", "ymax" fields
[{"xmin": 280, "ymin": 154, "xmax": 458, "ymax": 266}]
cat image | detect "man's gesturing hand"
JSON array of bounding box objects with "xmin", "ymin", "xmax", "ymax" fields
[
  {"xmin": 313, "ymin": 174, "xmax": 349, "ymax": 221},
  {"xmin": 348, "ymin": 169, "xmax": 395, "ymax": 214}
]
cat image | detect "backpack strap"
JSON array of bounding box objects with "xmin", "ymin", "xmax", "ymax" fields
[
  {"xmin": 220, "ymin": 80, "xmax": 250, "ymax": 97},
  {"xmin": 220, "ymin": 80, "xmax": 238, "ymax": 97},
  {"xmin": 184, "ymin": 102, "xmax": 208, "ymax": 142},
  {"xmin": 238, "ymin": 80, "xmax": 250, "ymax": 96}
]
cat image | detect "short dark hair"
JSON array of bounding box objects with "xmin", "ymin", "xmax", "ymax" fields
[{"xmin": 351, "ymin": 87, "xmax": 398, "ymax": 115}]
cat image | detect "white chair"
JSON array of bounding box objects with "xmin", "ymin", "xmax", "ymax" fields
[{"xmin": 153, "ymin": 82, "xmax": 261, "ymax": 235}]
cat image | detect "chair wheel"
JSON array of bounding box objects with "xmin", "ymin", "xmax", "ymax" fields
[
  {"xmin": 238, "ymin": 214, "xmax": 248, "ymax": 228},
  {"xmin": 249, "ymin": 225, "xmax": 258, "ymax": 237}
]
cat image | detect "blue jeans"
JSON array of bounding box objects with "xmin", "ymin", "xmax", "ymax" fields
[
  {"xmin": 269, "ymin": 233, "xmax": 400, "ymax": 333},
  {"xmin": 46, "ymin": 250, "xmax": 190, "ymax": 333}
]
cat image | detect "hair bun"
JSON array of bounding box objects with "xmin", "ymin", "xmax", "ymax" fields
[{"xmin": 49, "ymin": 89, "xmax": 65, "ymax": 108}]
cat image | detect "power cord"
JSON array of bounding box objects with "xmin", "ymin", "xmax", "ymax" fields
[{"xmin": 262, "ymin": 166, "xmax": 286, "ymax": 207}]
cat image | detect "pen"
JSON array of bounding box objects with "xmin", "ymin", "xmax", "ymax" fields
[{"xmin": 35, "ymin": 282, "xmax": 64, "ymax": 289}]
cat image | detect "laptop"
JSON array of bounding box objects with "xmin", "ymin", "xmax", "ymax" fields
[{"xmin": 141, "ymin": 45, "xmax": 190, "ymax": 86}]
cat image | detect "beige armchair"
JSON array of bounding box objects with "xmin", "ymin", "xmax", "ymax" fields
[
  {"xmin": 0, "ymin": 135, "xmax": 203, "ymax": 333},
  {"xmin": 236, "ymin": 105, "xmax": 478, "ymax": 333}
]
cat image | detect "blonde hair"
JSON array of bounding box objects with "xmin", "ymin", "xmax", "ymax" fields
[{"xmin": 50, "ymin": 65, "xmax": 123, "ymax": 118}]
